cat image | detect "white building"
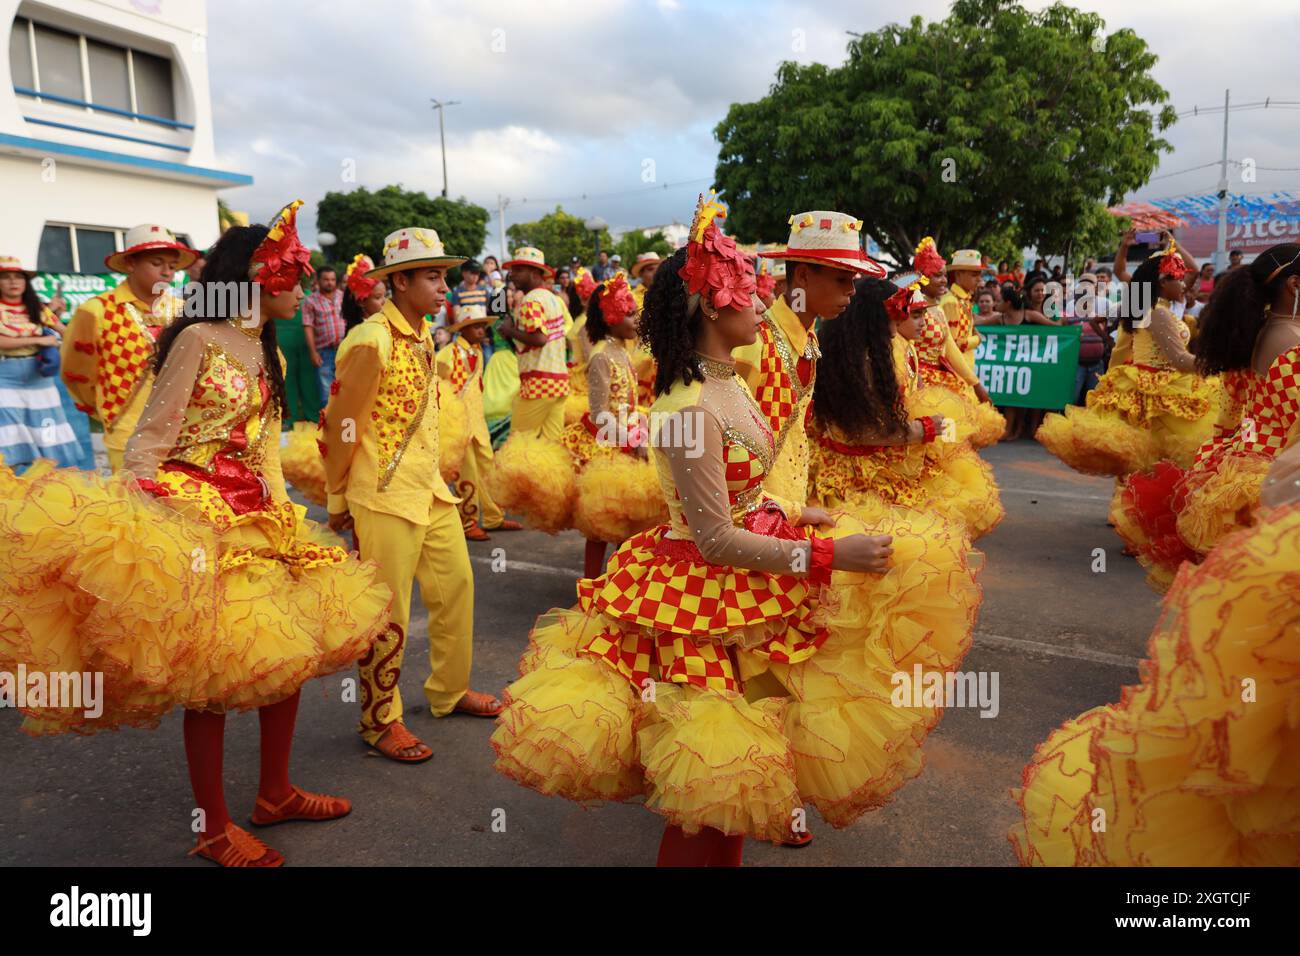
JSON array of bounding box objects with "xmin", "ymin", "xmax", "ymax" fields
[{"xmin": 0, "ymin": 0, "xmax": 249, "ymax": 271}]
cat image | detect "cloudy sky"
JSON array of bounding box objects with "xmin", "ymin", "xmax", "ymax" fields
[{"xmin": 206, "ymin": 0, "xmax": 1300, "ymax": 253}]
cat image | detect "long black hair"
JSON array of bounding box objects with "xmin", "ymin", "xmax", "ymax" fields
[
  {"xmin": 1194, "ymin": 242, "xmax": 1300, "ymax": 375},
  {"xmin": 342, "ymin": 286, "xmax": 365, "ymax": 332},
  {"xmin": 585, "ymin": 282, "xmax": 612, "ymax": 342},
  {"xmin": 639, "ymin": 247, "xmax": 704, "ymax": 396},
  {"xmin": 1121, "ymin": 255, "xmax": 1167, "ymax": 332},
  {"xmin": 812, "ymin": 277, "xmax": 909, "ymax": 441},
  {"xmin": 154, "ymin": 225, "xmax": 288, "ymax": 419},
  {"xmin": 566, "ymin": 282, "xmax": 585, "ymax": 320},
  {"xmin": 6, "ymin": 273, "xmax": 48, "ymax": 328}
]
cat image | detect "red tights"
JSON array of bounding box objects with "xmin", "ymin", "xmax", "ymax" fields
[
  {"xmin": 656, "ymin": 825, "xmax": 744, "ymax": 867},
  {"xmin": 182, "ymin": 690, "xmax": 300, "ymax": 838}
]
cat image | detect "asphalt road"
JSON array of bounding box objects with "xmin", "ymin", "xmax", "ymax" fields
[{"xmin": 1, "ymin": 439, "xmax": 1165, "ymax": 867}]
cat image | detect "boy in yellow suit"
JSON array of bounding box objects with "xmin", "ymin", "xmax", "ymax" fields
[
  {"xmin": 499, "ymin": 246, "xmax": 570, "ymax": 440},
  {"xmin": 436, "ymin": 304, "xmax": 521, "ymax": 540},
  {"xmin": 60, "ymin": 224, "xmax": 194, "ymax": 472},
  {"xmin": 321, "ymin": 226, "xmax": 503, "ymax": 764}
]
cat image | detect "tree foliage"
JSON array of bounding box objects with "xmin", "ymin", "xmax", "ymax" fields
[
  {"xmin": 614, "ymin": 228, "xmax": 675, "ymax": 265},
  {"xmin": 713, "ymin": 0, "xmax": 1176, "ymax": 265},
  {"xmin": 506, "ymin": 206, "xmax": 613, "ymax": 270},
  {"xmin": 316, "ymin": 185, "xmax": 490, "ymax": 269}
]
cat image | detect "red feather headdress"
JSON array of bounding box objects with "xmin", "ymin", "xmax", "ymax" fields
[
  {"xmin": 912, "ymin": 236, "xmax": 947, "ymax": 278},
  {"xmin": 573, "ymin": 266, "xmax": 597, "ymax": 303},
  {"xmin": 597, "ymin": 272, "xmax": 637, "ymax": 323},
  {"xmin": 885, "ymin": 278, "xmax": 930, "ymax": 323},
  {"xmin": 1156, "ymin": 238, "xmax": 1189, "ymax": 279},
  {"xmin": 346, "ymin": 253, "xmax": 377, "ymax": 300},
  {"xmin": 678, "ymin": 191, "xmax": 756, "ymax": 312},
  {"xmin": 249, "ymin": 200, "xmax": 314, "ymax": 295}
]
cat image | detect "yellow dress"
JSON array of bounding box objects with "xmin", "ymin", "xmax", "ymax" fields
[
  {"xmin": 926, "ymin": 296, "xmax": 1005, "ymax": 448},
  {"xmin": 1037, "ymin": 306, "xmax": 1219, "ymax": 477},
  {"xmin": 488, "ymin": 339, "xmax": 667, "ymax": 541},
  {"xmin": 0, "ymin": 321, "xmax": 391, "ymax": 735},
  {"xmin": 1010, "ymin": 501, "xmax": 1300, "ymax": 866},
  {"xmin": 491, "ymin": 356, "xmax": 973, "ymax": 840}
]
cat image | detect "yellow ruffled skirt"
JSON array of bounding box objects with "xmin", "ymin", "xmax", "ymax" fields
[
  {"xmin": 1037, "ymin": 365, "xmax": 1218, "ymax": 477},
  {"xmin": 279, "ymin": 421, "xmax": 327, "ymax": 507},
  {"xmin": 1010, "ymin": 502, "xmax": 1300, "ymax": 865},
  {"xmin": 0, "ymin": 462, "xmax": 392, "ymax": 735},
  {"xmin": 492, "ymin": 508, "xmax": 980, "ymax": 840},
  {"xmin": 438, "ymin": 381, "xmax": 470, "ymax": 479},
  {"xmin": 915, "ymin": 367, "xmax": 1006, "ymax": 448}
]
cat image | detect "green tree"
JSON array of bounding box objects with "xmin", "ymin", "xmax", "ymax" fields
[
  {"xmin": 506, "ymin": 206, "xmax": 611, "ymax": 271},
  {"xmin": 316, "ymin": 185, "xmax": 489, "ymax": 270},
  {"xmin": 614, "ymin": 228, "xmax": 674, "ymax": 265},
  {"xmin": 713, "ymin": 0, "xmax": 1176, "ymax": 266}
]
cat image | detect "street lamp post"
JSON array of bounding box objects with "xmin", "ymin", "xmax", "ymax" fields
[
  {"xmin": 430, "ymin": 98, "xmax": 461, "ymax": 198},
  {"xmin": 584, "ymin": 215, "xmax": 607, "ymax": 266}
]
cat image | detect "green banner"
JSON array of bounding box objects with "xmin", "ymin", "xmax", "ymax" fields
[
  {"xmin": 973, "ymin": 324, "xmax": 1080, "ymax": 409},
  {"xmin": 30, "ymin": 272, "xmax": 194, "ymax": 322}
]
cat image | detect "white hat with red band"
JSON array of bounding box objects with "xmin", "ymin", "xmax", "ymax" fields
[
  {"xmin": 757, "ymin": 210, "xmax": 885, "ymax": 277},
  {"xmin": 105, "ymin": 224, "xmax": 197, "ymax": 273}
]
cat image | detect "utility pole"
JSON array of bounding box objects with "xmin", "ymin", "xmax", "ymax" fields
[
  {"xmin": 1215, "ymin": 89, "xmax": 1231, "ymax": 273},
  {"xmin": 497, "ymin": 194, "xmax": 510, "ymax": 263},
  {"xmin": 430, "ymin": 98, "xmax": 460, "ymax": 198}
]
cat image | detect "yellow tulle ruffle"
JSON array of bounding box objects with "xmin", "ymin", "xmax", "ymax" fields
[
  {"xmin": 279, "ymin": 421, "xmax": 326, "ymax": 507},
  {"xmin": 564, "ymin": 390, "xmax": 589, "ymax": 426},
  {"xmin": 910, "ymin": 380, "xmax": 1006, "ymax": 448},
  {"xmin": 1036, "ymin": 405, "xmax": 1158, "ymax": 477},
  {"xmin": 438, "ymin": 380, "xmax": 469, "ymax": 479},
  {"xmin": 1176, "ymin": 452, "xmax": 1271, "ymax": 556},
  {"xmin": 572, "ymin": 452, "xmax": 669, "ymax": 544},
  {"xmin": 485, "ymin": 432, "xmax": 576, "ymax": 533},
  {"xmin": 1010, "ymin": 502, "xmax": 1300, "ymax": 865},
  {"xmin": 0, "ymin": 462, "xmax": 391, "ymax": 735},
  {"xmin": 492, "ymin": 505, "xmax": 983, "ymax": 840}
]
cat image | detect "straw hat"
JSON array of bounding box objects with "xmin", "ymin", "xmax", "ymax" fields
[
  {"xmin": 949, "ymin": 249, "xmax": 982, "ymax": 272},
  {"xmin": 502, "ymin": 246, "xmax": 555, "ymax": 278},
  {"xmin": 450, "ymin": 303, "xmax": 492, "ymax": 334},
  {"xmin": 630, "ymin": 252, "xmax": 662, "ymax": 279},
  {"xmin": 105, "ymin": 224, "xmax": 197, "ymax": 273},
  {"xmin": 757, "ymin": 210, "xmax": 885, "ymax": 277},
  {"xmin": 0, "ymin": 255, "xmax": 33, "ymax": 277},
  {"xmin": 368, "ymin": 226, "xmax": 466, "ymax": 279}
]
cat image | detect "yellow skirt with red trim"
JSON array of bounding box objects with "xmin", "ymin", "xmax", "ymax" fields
[
  {"xmin": 279, "ymin": 421, "xmax": 327, "ymax": 507},
  {"xmin": 0, "ymin": 461, "xmax": 391, "ymax": 735},
  {"xmin": 808, "ymin": 426, "xmax": 1004, "ymax": 541},
  {"xmin": 1037, "ymin": 365, "xmax": 1218, "ymax": 477},
  {"xmin": 491, "ymin": 507, "xmax": 970, "ymax": 840},
  {"xmin": 1010, "ymin": 502, "xmax": 1300, "ymax": 866}
]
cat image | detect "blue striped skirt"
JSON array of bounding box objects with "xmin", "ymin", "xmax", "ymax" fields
[{"xmin": 0, "ymin": 356, "xmax": 84, "ymax": 473}]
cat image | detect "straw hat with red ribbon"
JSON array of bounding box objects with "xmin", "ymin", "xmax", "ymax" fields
[
  {"xmin": 105, "ymin": 224, "xmax": 197, "ymax": 273},
  {"xmin": 758, "ymin": 210, "xmax": 886, "ymax": 277}
]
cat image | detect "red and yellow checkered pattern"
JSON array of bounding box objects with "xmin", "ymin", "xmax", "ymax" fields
[
  {"xmin": 752, "ymin": 321, "xmax": 799, "ymax": 437},
  {"xmin": 723, "ymin": 439, "xmax": 765, "ymax": 493},
  {"xmin": 582, "ymin": 627, "xmax": 739, "ymax": 693},
  {"xmin": 519, "ymin": 371, "xmax": 570, "ymax": 400},
  {"xmin": 1246, "ymin": 345, "xmax": 1300, "ymax": 454},
  {"xmin": 95, "ymin": 299, "xmax": 159, "ymax": 428}
]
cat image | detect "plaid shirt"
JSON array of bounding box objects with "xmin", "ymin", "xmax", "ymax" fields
[{"xmin": 303, "ymin": 290, "xmax": 345, "ymax": 349}]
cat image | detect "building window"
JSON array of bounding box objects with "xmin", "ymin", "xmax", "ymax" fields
[
  {"xmin": 37, "ymin": 225, "xmax": 76, "ymax": 273},
  {"xmin": 10, "ymin": 15, "xmax": 179, "ymax": 125},
  {"xmin": 37, "ymin": 224, "xmax": 125, "ymax": 273}
]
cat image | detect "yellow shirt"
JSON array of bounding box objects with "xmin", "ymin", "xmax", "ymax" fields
[
  {"xmin": 323, "ymin": 299, "xmax": 457, "ymax": 523},
  {"xmin": 941, "ymin": 284, "xmax": 980, "ymax": 355},
  {"xmin": 61, "ymin": 280, "xmax": 179, "ymax": 452},
  {"xmin": 732, "ymin": 294, "xmax": 817, "ymax": 505},
  {"xmin": 436, "ymin": 336, "xmax": 490, "ymax": 447}
]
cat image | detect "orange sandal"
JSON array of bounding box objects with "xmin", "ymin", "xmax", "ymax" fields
[
  {"xmin": 452, "ymin": 689, "xmax": 504, "ymax": 717},
  {"xmin": 782, "ymin": 829, "xmax": 814, "ymax": 848},
  {"xmin": 370, "ymin": 721, "xmax": 434, "ymax": 763},
  {"xmin": 251, "ymin": 785, "xmax": 352, "ymax": 827},
  {"xmin": 190, "ymin": 821, "xmax": 284, "ymax": 867}
]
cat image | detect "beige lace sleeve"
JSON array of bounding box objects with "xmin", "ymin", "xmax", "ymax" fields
[
  {"xmin": 122, "ymin": 324, "xmax": 207, "ymax": 482},
  {"xmin": 1149, "ymin": 308, "xmax": 1197, "ymax": 372}
]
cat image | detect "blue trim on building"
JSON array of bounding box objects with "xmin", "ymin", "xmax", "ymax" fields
[
  {"xmin": 13, "ymin": 87, "xmax": 195, "ymax": 130},
  {"xmin": 0, "ymin": 132, "xmax": 253, "ymax": 185},
  {"xmin": 24, "ymin": 116, "xmax": 190, "ymax": 152}
]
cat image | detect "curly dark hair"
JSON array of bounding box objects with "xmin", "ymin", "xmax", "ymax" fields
[
  {"xmin": 154, "ymin": 225, "xmax": 288, "ymax": 420},
  {"xmin": 1120, "ymin": 255, "xmax": 1175, "ymax": 332},
  {"xmin": 1194, "ymin": 242, "xmax": 1300, "ymax": 374},
  {"xmin": 812, "ymin": 277, "xmax": 909, "ymax": 441},
  {"xmin": 639, "ymin": 247, "xmax": 705, "ymax": 396},
  {"xmin": 566, "ymin": 283, "xmax": 585, "ymax": 319},
  {"xmin": 584, "ymin": 282, "xmax": 611, "ymax": 342},
  {"xmin": 342, "ymin": 286, "xmax": 365, "ymax": 332}
]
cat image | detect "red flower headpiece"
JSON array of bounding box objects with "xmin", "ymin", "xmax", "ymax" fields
[
  {"xmin": 249, "ymin": 200, "xmax": 314, "ymax": 295},
  {"xmin": 573, "ymin": 266, "xmax": 597, "ymax": 303},
  {"xmin": 346, "ymin": 253, "xmax": 377, "ymax": 300},
  {"xmin": 756, "ymin": 272, "xmax": 777, "ymax": 299},
  {"xmin": 912, "ymin": 236, "xmax": 947, "ymax": 278},
  {"xmin": 885, "ymin": 279, "xmax": 929, "ymax": 323},
  {"xmin": 1156, "ymin": 238, "xmax": 1189, "ymax": 279},
  {"xmin": 596, "ymin": 272, "xmax": 636, "ymax": 323},
  {"xmin": 678, "ymin": 191, "xmax": 756, "ymax": 312}
]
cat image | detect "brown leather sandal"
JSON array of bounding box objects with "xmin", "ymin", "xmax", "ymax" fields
[
  {"xmin": 370, "ymin": 721, "xmax": 433, "ymax": 763},
  {"xmin": 452, "ymin": 689, "xmax": 504, "ymax": 717},
  {"xmin": 250, "ymin": 785, "xmax": 352, "ymax": 827},
  {"xmin": 190, "ymin": 821, "xmax": 284, "ymax": 867}
]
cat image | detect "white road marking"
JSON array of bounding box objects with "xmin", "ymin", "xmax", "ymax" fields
[
  {"xmin": 470, "ymin": 555, "xmax": 583, "ymax": 578},
  {"xmin": 998, "ymin": 486, "xmax": 1112, "ymax": 502}
]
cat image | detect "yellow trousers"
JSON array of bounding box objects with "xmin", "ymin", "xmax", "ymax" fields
[
  {"xmin": 352, "ymin": 496, "xmax": 474, "ymax": 742},
  {"xmin": 106, "ymin": 446, "xmax": 124, "ymax": 473},
  {"xmin": 511, "ymin": 394, "xmax": 566, "ymax": 441},
  {"xmin": 455, "ymin": 439, "xmax": 505, "ymax": 530}
]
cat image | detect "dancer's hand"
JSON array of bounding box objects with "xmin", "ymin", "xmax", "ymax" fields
[
  {"xmin": 797, "ymin": 506, "xmax": 834, "ymax": 528},
  {"xmin": 328, "ymin": 508, "xmax": 354, "ymax": 533},
  {"xmin": 974, "ymin": 382, "xmax": 993, "ymax": 404},
  {"xmin": 832, "ymin": 533, "xmax": 893, "ymax": 574}
]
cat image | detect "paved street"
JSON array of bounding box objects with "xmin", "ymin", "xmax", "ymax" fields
[{"xmin": 0, "ymin": 439, "xmax": 1166, "ymax": 867}]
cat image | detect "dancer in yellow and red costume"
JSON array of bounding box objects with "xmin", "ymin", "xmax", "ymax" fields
[
  {"xmin": 0, "ymin": 201, "xmax": 393, "ymax": 866},
  {"xmin": 492, "ymin": 194, "xmax": 974, "ymax": 867}
]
